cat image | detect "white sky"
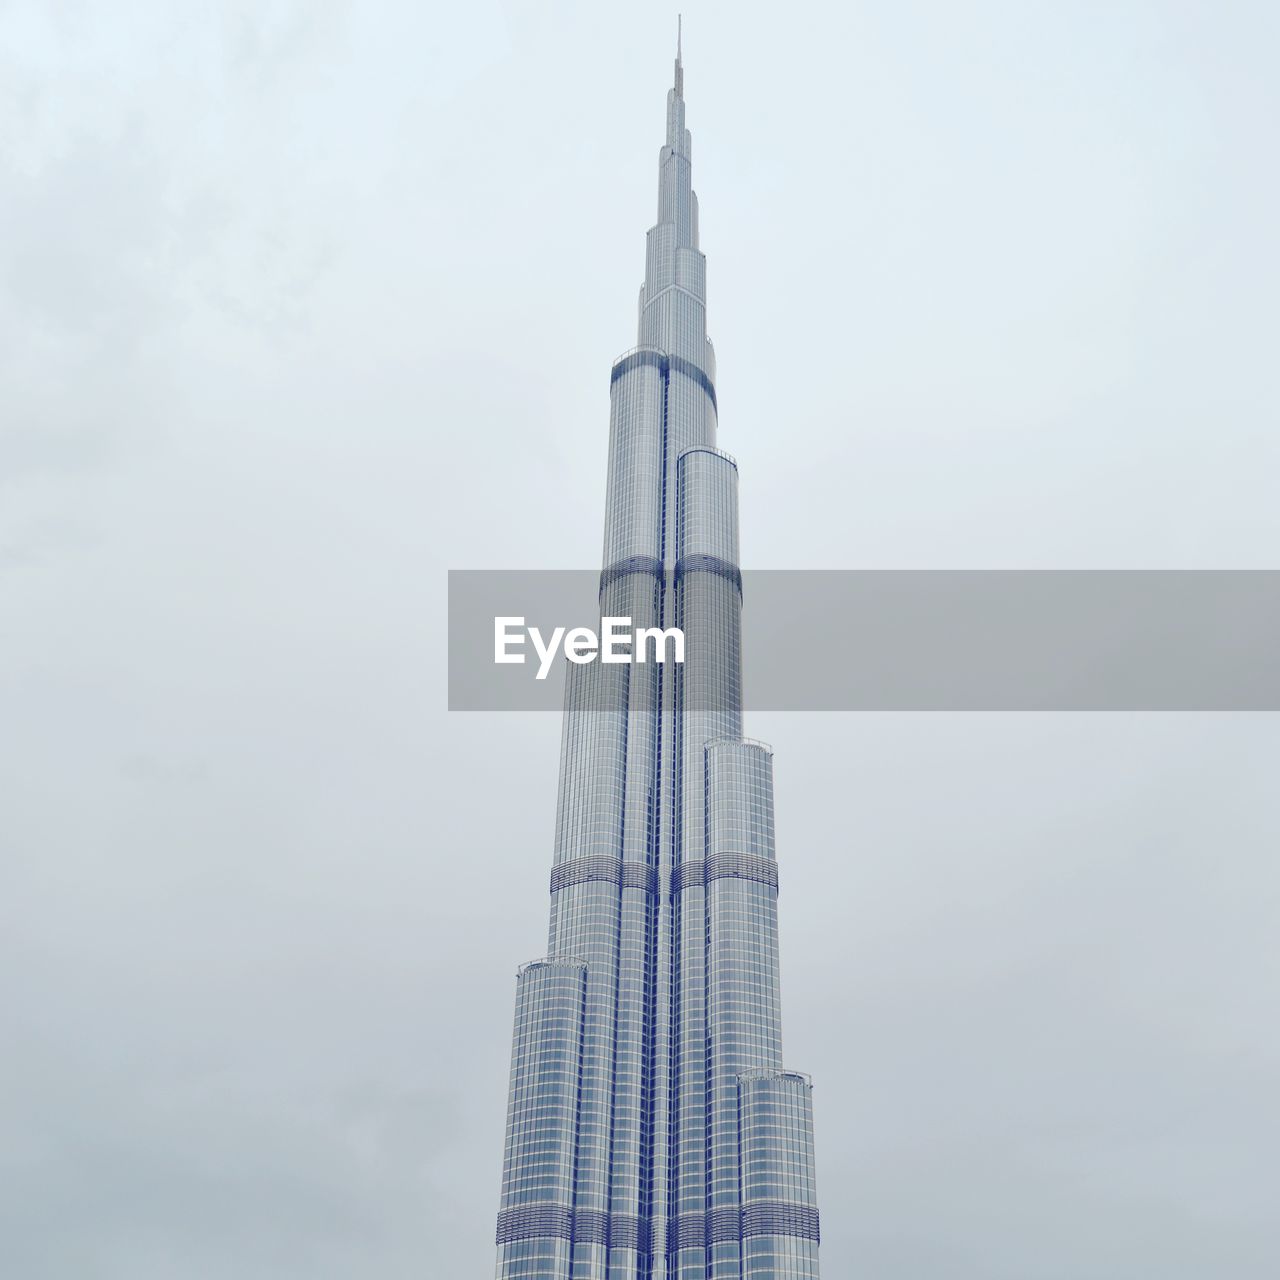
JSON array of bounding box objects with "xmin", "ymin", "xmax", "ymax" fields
[{"xmin": 2, "ymin": 2, "xmax": 1278, "ymax": 1276}]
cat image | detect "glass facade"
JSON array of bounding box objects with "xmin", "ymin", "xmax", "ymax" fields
[{"xmin": 496, "ymin": 44, "xmax": 820, "ymax": 1280}]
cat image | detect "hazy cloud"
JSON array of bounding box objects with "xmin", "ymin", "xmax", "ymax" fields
[{"xmin": 2, "ymin": 2, "xmax": 1277, "ymax": 1277}]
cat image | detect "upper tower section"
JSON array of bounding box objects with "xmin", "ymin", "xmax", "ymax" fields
[
  {"xmin": 667, "ymin": 18, "xmax": 691, "ymax": 163},
  {"xmin": 656, "ymin": 24, "xmax": 696, "ymax": 253},
  {"xmin": 639, "ymin": 21, "xmax": 711, "ymax": 375}
]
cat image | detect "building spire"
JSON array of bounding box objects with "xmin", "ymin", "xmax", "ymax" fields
[{"xmin": 675, "ymin": 15, "xmax": 684, "ymax": 97}]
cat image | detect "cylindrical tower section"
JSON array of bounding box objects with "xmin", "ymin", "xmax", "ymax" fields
[
  {"xmin": 598, "ymin": 343, "xmax": 668, "ymax": 1277},
  {"xmin": 603, "ymin": 348, "xmax": 667, "ymax": 569},
  {"xmin": 738, "ymin": 1069, "xmax": 821, "ymax": 1280},
  {"xmin": 675, "ymin": 445, "xmax": 742, "ymax": 758},
  {"xmin": 548, "ymin": 649, "xmax": 629, "ymax": 905},
  {"xmin": 670, "ymin": 445, "xmax": 743, "ymax": 1278},
  {"xmin": 547, "ymin": 657, "xmax": 628, "ymax": 1280},
  {"xmin": 496, "ymin": 959, "xmax": 589, "ymax": 1280},
  {"xmin": 598, "ymin": 570, "xmax": 663, "ymax": 1279},
  {"xmin": 675, "ymin": 446, "xmax": 738, "ymax": 564},
  {"xmin": 705, "ymin": 740, "xmax": 783, "ymax": 1280}
]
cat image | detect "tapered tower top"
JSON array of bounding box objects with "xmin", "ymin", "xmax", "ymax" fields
[{"xmin": 675, "ymin": 15, "xmax": 684, "ymax": 97}]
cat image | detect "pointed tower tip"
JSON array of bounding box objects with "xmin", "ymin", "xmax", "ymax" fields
[{"xmin": 674, "ymin": 14, "xmax": 684, "ymax": 96}]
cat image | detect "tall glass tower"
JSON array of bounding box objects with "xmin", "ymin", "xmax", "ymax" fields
[{"xmin": 495, "ymin": 37, "xmax": 820, "ymax": 1280}]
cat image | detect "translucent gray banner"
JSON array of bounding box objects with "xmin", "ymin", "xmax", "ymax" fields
[{"xmin": 447, "ymin": 570, "xmax": 1280, "ymax": 711}]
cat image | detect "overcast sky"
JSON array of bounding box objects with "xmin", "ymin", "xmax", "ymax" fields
[{"xmin": 2, "ymin": 2, "xmax": 1278, "ymax": 1277}]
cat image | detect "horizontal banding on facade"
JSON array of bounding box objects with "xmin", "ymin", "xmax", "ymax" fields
[
  {"xmin": 741, "ymin": 1202, "xmax": 821, "ymax": 1242},
  {"xmin": 668, "ymin": 1203, "xmax": 820, "ymax": 1247},
  {"xmin": 607, "ymin": 1213, "xmax": 651, "ymax": 1252},
  {"xmin": 739, "ymin": 1066, "xmax": 812, "ymax": 1087},
  {"xmin": 670, "ymin": 1211, "xmax": 706, "ymax": 1250},
  {"xmin": 495, "ymin": 1205, "xmax": 573, "ymax": 1244},
  {"xmin": 610, "ymin": 347, "xmax": 718, "ymax": 413},
  {"xmin": 597, "ymin": 551, "xmax": 743, "ymax": 596},
  {"xmin": 514, "ymin": 956, "xmax": 587, "ymax": 978},
  {"xmin": 676, "ymin": 443, "xmax": 737, "ymax": 469},
  {"xmin": 550, "ymin": 856, "xmax": 659, "ymax": 895},
  {"xmin": 706, "ymin": 1206, "xmax": 741, "ymax": 1243},
  {"xmin": 495, "ymin": 1202, "xmax": 819, "ymax": 1249},
  {"xmin": 706, "ymin": 735, "xmax": 773, "ymax": 756},
  {"xmin": 674, "ymin": 551, "xmax": 742, "ymax": 596},
  {"xmin": 494, "ymin": 1207, "xmax": 650, "ymax": 1250},
  {"xmin": 572, "ymin": 1209, "xmax": 608, "ymax": 1245},
  {"xmin": 672, "ymin": 852, "xmax": 778, "ymax": 893},
  {"xmin": 599, "ymin": 554, "xmax": 664, "ymax": 594}
]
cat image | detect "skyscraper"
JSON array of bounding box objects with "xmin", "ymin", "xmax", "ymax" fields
[{"xmin": 494, "ymin": 36, "xmax": 820, "ymax": 1280}]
